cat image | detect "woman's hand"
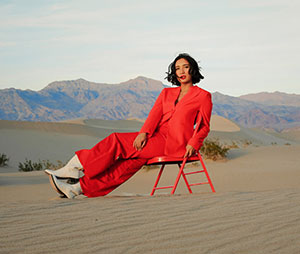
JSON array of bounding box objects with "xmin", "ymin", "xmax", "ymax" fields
[
  {"xmin": 184, "ymin": 144, "xmax": 196, "ymax": 158},
  {"xmin": 133, "ymin": 133, "xmax": 148, "ymax": 151}
]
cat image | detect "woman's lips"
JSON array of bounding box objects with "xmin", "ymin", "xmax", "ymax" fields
[{"xmin": 180, "ymin": 75, "xmax": 186, "ymax": 79}]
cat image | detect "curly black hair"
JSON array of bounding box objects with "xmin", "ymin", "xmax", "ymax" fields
[{"xmin": 165, "ymin": 53, "xmax": 204, "ymax": 86}]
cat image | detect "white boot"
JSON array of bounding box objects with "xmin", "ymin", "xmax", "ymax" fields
[
  {"xmin": 49, "ymin": 175, "xmax": 82, "ymax": 199},
  {"xmin": 45, "ymin": 155, "xmax": 84, "ymax": 179}
]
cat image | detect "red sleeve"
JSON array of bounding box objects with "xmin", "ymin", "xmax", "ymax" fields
[
  {"xmin": 139, "ymin": 88, "xmax": 165, "ymax": 137},
  {"xmin": 188, "ymin": 92, "xmax": 212, "ymax": 150}
]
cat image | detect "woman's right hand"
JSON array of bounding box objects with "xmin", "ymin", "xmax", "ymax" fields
[{"xmin": 133, "ymin": 133, "xmax": 148, "ymax": 151}]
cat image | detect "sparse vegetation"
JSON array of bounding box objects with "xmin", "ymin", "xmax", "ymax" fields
[
  {"xmin": 18, "ymin": 159, "xmax": 66, "ymax": 172},
  {"xmin": 284, "ymin": 142, "xmax": 291, "ymax": 146},
  {"xmin": 227, "ymin": 141, "xmax": 239, "ymax": 149},
  {"xmin": 242, "ymin": 139, "xmax": 252, "ymax": 147},
  {"xmin": 0, "ymin": 153, "xmax": 9, "ymax": 167},
  {"xmin": 41, "ymin": 159, "xmax": 65, "ymax": 170},
  {"xmin": 142, "ymin": 164, "xmax": 160, "ymax": 171},
  {"xmin": 19, "ymin": 159, "xmax": 43, "ymax": 172},
  {"xmin": 190, "ymin": 161, "xmax": 200, "ymax": 167},
  {"xmin": 200, "ymin": 139, "xmax": 230, "ymax": 161}
]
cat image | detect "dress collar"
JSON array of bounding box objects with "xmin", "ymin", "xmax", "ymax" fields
[{"xmin": 173, "ymin": 85, "xmax": 197, "ymax": 106}]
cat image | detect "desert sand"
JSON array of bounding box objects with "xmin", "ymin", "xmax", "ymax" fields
[{"xmin": 1, "ymin": 116, "xmax": 300, "ymax": 254}]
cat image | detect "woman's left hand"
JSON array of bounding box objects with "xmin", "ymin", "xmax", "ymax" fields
[
  {"xmin": 184, "ymin": 145, "xmax": 196, "ymax": 158},
  {"xmin": 133, "ymin": 133, "xmax": 147, "ymax": 151}
]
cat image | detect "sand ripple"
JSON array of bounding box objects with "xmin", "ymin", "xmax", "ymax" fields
[{"xmin": 1, "ymin": 189, "xmax": 300, "ymax": 254}]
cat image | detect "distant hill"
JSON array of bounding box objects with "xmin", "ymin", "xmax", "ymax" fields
[
  {"xmin": 212, "ymin": 92, "xmax": 300, "ymax": 130},
  {"xmin": 0, "ymin": 77, "xmax": 299, "ymax": 131},
  {"xmin": 239, "ymin": 91, "xmax": 300, "ymax": 107},
  {"xmin": 0, "ymin": 76, "xmax": 163, "ymax": 121}
]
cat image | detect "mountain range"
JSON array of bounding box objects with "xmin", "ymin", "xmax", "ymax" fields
[{"xmin": 1, "ymin": 76, "xmax": 299, "ymax": 131}]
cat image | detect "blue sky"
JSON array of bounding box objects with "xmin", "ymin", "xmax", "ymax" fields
[{"xmin": 0, "ymin": 0, "xmax": 299, "ymax": 96}]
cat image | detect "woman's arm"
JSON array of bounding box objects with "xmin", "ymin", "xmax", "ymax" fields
[
  {"xmin": 139, "ymin": 88, "xmax": 165, "ymax": 137},
  {"xmin": 187, "ymin": 92, "xmax": 213, "ymax": 151},
  {"xmin": 133, "ymin": 88, "xmax": 165, "ymax": 151}
]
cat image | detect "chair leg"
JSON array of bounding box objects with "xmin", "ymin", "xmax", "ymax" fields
[
  {"xmin": 198, "ymin": 154, "xmax": 215, "ymax": 192},
  {"xmin": 150, "ymin": 164, "xmax": 165, "ymax": 196},
  {"xmin": 171, "ymin": 158, "xmax": 188, "ymax": 194},
  {"xmin": 179, "ymin": 164, "xmax": 193, "ymax": 194}
]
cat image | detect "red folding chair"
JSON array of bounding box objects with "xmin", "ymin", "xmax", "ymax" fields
[{"xmin": 147, "ymin": 117, "xmax": 215, "ymax": 196}]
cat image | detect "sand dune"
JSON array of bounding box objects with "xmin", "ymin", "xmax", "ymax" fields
[
  {"xmin": 0, "ymin": 119, "xmax": 142, "ymax": 136},
  {"xmin": 1, "ymin": 118, "xmax": 300, "ymax": 253},
  {"xmin": 210, "ymin": 115, "xmax": 240, "ymax": 132},
  {"xmin": 83, "ymin": 118, "xmax": 143, "ymax": 130},
  {"xmin": 273, "ymin": 129, "xmax": 300, "ymax": 142},
  {"xmin": 0, "ymin": 119, "xmax": 142, "ymax": 170}
]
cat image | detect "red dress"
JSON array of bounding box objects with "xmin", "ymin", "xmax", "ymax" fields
[{"xmin": 76, "ymin": 86, "xmax": 212, "ymax": 197}]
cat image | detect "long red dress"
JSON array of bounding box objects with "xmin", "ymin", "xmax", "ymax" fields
[{"xmin": 76, "ymin": 85, "xmax": 212, "ymax": 197}]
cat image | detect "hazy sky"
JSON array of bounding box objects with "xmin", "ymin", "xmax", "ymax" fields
[{"xmin": 1, "ymin": 0, "xmax": 299, "ymax": 96}]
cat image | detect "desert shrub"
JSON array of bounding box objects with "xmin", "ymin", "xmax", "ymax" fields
[
  {"xmin": 41, "ymin": 160, "xmax": 65, "ymax": 170},
  {"xmin": 19, "ymin": 159, "xmax": 43, "ymax": 172},
  {"xmin": 18, "ymin": 159, "xmax": 66, "ymax": 172},
  {"xmin": 243, "ymin": 139, "xmax": 252, "ymax": 147},
  {"xmin": 227, "ymin": 141, "xmax": 239, "ymax": 149},
  {"xmin": 200, "ymin": 139, "xmax": 230, "ymax": 161},
  {"xmin": 142, "ymin": 164, "xmax": 160, "ymax": 172},
  {"xmin": 0, "ymin": 153, "xmax": 9, "ymax": 167},
  {"xmin": 190, "ymin": 161, "xmax": 200, "ymax": 167}
]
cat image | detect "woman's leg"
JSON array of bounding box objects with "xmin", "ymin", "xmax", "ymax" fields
[
  {"xmin": 50, "ymin": 132, "xmax": 166, "ymax": 198},
  {"xmin": 76, "ymin": 132, "xmax": 166, "ymax": 179},
  {"xmin": 79, "ymin": 158, "xmax": 147, "ymax": 197},
  {"xmin": 78, "ymin": 132, "xmax": 166, "ymax": 197},
  {"xmin": 75, "ymin": 132, "xmax": 139, "ymax": 179}
]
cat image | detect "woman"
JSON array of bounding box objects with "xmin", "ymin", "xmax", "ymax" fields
[{"xmin": 46, "ymin": 53, "xmax": 213, "ymax": 198}]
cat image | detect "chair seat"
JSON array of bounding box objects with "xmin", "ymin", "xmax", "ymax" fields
[{"xmin": 147, "ymin": 155, "xmax": 200, "ymax": 165}]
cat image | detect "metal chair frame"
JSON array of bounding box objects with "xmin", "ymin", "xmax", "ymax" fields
[
  {"xmin": 147, "ymin": 153, "xmax": 215, "ymax": 195},
  {"xmin": 147, "ymin": 116, "xmax": 215, "ymax": 195}
]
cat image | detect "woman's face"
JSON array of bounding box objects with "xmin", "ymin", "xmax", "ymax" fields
[{"xmin": 175, "ymin": 58, "xmax": 192, "ymax": 85}]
